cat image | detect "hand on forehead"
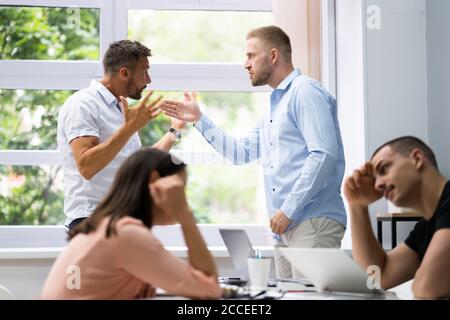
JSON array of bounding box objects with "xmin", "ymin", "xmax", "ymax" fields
[{"xmin": 370, "ymin": 146, "xmax": 399, "ymax": 176}]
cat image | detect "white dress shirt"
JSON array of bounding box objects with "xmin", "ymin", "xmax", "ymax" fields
[{"xmin": 57, "ymin": 79, "xmax": 141, "ymax": 226}]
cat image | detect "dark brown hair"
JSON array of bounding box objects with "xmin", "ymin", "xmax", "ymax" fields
[
  {"xmin": 68, "ymin": 148, "xmax": 186, "ymax": 240},
  {"xmin": 247, "ymin": 25, "xmax": 292, "ymax": 62},
  {"xmin": 103, "ymin": 40, "xmax": 152, "ymax": 74},
  {"xmin": 371, "ymin": 136, "xmax": 438, "ymax": 169}
]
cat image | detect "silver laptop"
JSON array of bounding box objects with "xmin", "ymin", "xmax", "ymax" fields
[
  {"xmin": 219, "ymin": 229, "xmax": 255, "ymax": 282},
  {"xmin": 280, "ymin": 248, "xmax": 384, "ymax": 295}
]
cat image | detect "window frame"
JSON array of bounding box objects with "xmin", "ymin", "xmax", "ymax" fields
[
  {"xmin": 0, "ymin": 0, "xmax": 273, "ymax": 91},
  {"xmin": 0, "ymin": 0, "xmax": 337, "ymax": 246}
]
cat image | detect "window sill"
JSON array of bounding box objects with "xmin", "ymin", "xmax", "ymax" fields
[
  {"xmin": 0, "ymin": 246, "xmax": 275, "ymax": 260},
  {"xmin": 0, "ymin": 224, "xmax": 273, "ymax": 248}
]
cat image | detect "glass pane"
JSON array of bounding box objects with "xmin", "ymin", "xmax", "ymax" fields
[
  {"xmin": 0, "ymin": 89, "xmax": 172, "ymax": 150},
  {"xmin": 0, "ymin": 165, "xmax": 64, "ymax": 225},
  {"xmin": 139, "ymin": 91, "xmax": 270, "ymax": 151},
  {"xmin": 0, "ymin": 164, "xmax": 266, "ymax": 225},
  {"xmin": 140, "ymin": 91, "xmax": 270, "ymax": 224},
  {"xmin": 1, "ymin": 90, "xmax": 269, "ymax": 225},
  {"xmin": 0, "ymin": 89, "xmax": 74, "ymax": 150},
  {"xmin": 0, "ymin": 6, "xmax": 100, "ymax": 60},
  {"xmin": 128, "ymin": 10, "xmax": 273, "ymax": 63},
  {"xmin": 186, "ymin": 164, "xmax": 266, "ymax": 224}
]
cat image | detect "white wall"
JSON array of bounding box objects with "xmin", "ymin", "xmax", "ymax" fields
[
  {"xmin": 335, "ymin": 0, "xmax": 367, "ymax": 249},
  {"xmin": 365, "ymin": 0, "xmax": 429, "ymax": 245},
  {"xmin": 427, "ymin": 0, "xmax": 450, "ymax": 178},
  {"xmin": 365, "ymin": 0, "xmax": 429, "ymax": 149},
  {"xmin": 336, "ymin": 0, "xmax": 431, "ymax": 248}
]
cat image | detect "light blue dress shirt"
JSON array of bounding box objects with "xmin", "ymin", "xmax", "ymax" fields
[{"xmin": 194, "ymin": 69, "xmax": 347, "ymax": 232}]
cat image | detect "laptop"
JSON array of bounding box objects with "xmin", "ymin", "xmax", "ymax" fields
[
  {"xmin": 279, "ymin": 248, "xmax": 384, "ymax": 295},
  {"xmin": 219, "ymin": 229, "xmax": 315, "ymax": 289},
  {"xmin": 219, "ymin": 229, "xmax": 255, "ymax": 285}
]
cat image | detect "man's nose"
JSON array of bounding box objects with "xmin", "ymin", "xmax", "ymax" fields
[{"xmin": 374, "ymin": 178, "xmax": 386, "ymax": 192}]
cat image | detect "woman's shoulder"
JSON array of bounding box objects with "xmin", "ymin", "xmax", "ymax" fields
[{"xmin": 115, "ymin": 217, "xmax": 160, "ymax": 246}]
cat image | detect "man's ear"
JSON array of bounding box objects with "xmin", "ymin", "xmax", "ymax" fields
[
  {"xmin": 270, "ymin": 48, "xmax": 279, "ymax": 65},
  {"xmin": 411, "ymin": 149, "xmax": 425, "ymax": 171},
  {"xmin": 149, "ymin": 171, "xmax": 160, "ymax": 183},
  {"xmin": 118, "ymin": 66, "xmax": 130, "ymax": 80}
]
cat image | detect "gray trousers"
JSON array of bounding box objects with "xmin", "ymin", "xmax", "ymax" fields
[{"xmin": 274, "ymin": 217, "xmax": 345, "ymax": 280}]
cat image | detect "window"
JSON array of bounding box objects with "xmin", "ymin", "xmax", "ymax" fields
[
  {"xmin": 0, "ymin": 1, "xmax": 104, "ymax": 226},
  {"xmin": 0, "ymin": 0, "xmax": 273, "ymax": 226},
  {"xmin": 0, "ymin": 0, "xmax": 336, "ymax": 250},
  {"xmin": 144, "ymin": 91, "xmax": 269, "ymax": 224},
  {"xmin": 0, "ymin": 164, "xmax": 64, "ymax": 225},
  {"xmin": 128, "ymin": 10, "xmax": 272, "ymax": 63},
  {"xmin": 0, "ymin": 89, "xmax": 73, "ymax": 150},
  {"xmin": 0, "ymin": 6, "xmax": 99, "ymax": 60}
]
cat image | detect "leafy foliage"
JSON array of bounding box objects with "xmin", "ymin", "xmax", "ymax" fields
[
  {"xmin": 0, "ymin": 6, "xmax": 99, "ymax": 60},
  {"xmin": 0, "ymin": 7, "xmax": 100, "ymax": 224}
]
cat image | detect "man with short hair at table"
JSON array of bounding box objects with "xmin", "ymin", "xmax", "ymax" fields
[{"xmin": 344, "ymin": 136, "xmax": 450, "ymax": 299}]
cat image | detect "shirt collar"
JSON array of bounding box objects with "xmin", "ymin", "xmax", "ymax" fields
[
  {"xmin": 275, "ymin": 68, "xmax": 301, "ymax": 91},
  {"xmin": 90, "ymin": 79, "xmax": 118, "ymax": 107}
]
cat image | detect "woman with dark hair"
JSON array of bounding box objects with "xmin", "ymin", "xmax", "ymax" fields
[{"xmin": 41, "ymin": 148, "xmax": 222, "ymax": 299}]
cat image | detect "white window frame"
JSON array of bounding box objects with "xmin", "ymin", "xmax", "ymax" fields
[
  {"xmin": 0, "ymin": 0, "xmax": 337, "ymax": 248},
  {"xmin": 0, "ymin": 0, "xmax": 273, "ymax": 246},
  {"xmin": 0, "ymin": 0, "xmax": 273, "ymax": 91},
  {"xmin": 320, "ymin": 0, "xmax": 337, "ymax": 97},
  {"xmin": 1, "ymin": 0, "xmax": 106, "ymax": 90},
  {"xmin": 123, "ymin": 0, "xmax": 272, "ymax": 91}
]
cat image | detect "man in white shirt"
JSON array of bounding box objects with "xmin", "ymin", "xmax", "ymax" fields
[{"xmin": 57, "ymin": 40, "xmax": 184, "ymax": 229}]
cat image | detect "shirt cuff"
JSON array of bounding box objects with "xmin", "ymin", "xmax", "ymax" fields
[
  {"xmin": 280, "ymin": 197, "xmax": 300, "ymax": 220},
  {"xmin": 67, "ymin": 130, "xmax": 99, "ymax": 144},
  {"xmin": 193, "ymin": 113, "xmax": 213, "ymax": 133}
]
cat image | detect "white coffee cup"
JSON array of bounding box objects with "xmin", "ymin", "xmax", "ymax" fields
[{"xmin": 247, "ymin": 257, "xmax": 271, "ymax": 287}]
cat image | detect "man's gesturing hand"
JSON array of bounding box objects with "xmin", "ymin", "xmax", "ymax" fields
[
  {"xmin": 159, "ymin": 91, "xmax": 202, "ymax": 123},
  {"xmin": 120, "ymin": 91, "xmax": 162, "ymax": 133}
]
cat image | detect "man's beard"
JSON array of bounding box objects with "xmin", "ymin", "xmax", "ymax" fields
[
  {"xmin": 251, "ymin": 62, "xmax": 272, "ymax": 86},
  {"xmin": 128, "ymin": 81, "xmax": 146, "ymax": 100}
]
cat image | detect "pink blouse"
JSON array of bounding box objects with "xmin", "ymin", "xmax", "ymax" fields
[{"xmin": 41, "ymin": 217, "xmax": 222, "ymax": 299}]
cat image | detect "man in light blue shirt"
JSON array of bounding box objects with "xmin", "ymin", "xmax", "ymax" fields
[{"xmin": 160, "ymin": 26, "xmax": 347, "ymax": 279}]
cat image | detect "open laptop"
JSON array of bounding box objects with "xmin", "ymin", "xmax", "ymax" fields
[
  {"xmin": 219, "ymin": 229, "xmax": 254, "ymax": 285},
  {"xmin": 279, "ymin": 248, "xmax": 384, "ymax": 295},
  {"xmin": 219, "ymin": 229, "xmax": 315, "ymax": 289}
]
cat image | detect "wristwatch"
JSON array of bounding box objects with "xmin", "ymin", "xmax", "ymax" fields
[{"xmin": 169, "ymin": 127, "xmax": 182, "ymax": 141}]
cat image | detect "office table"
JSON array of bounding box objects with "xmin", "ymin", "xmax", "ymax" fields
[
  {"xmin": 153, "ymin": 285, "xmax": 402, "ymax": 300},
  {"xmin": 376, "ymin": 212, "xmax": 422, "ymax": 249}
]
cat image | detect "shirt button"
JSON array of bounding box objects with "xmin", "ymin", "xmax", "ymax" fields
[
  {"xmin": 272, "ymin": 188, "xmax": 275, "ymax": 192},
  {"xmin": 270, "ymin": 120, "xmax": 273, "ymax": 123}
]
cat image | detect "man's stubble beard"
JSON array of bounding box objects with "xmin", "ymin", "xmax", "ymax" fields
[{"xmin": 251, "ymin": 61, "xmax": 272, "ymax": 87}]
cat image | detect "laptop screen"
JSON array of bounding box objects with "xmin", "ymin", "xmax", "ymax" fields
[{"xmin": 219, "ymin": 229, "xmax": 255, "ymax": 281}]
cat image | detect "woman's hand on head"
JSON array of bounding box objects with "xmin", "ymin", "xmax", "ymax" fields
[{"xmin": 149, "ymin": 174, "xmax": 192, "ymax": 223}]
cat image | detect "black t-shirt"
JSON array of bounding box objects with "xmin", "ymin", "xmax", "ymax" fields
[{"xmin": 404, "ymin": 181, "xmax": 450, "ymax": 261}]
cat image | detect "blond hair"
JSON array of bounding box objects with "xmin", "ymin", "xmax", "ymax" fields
[{"xmin": 247, "ymin": 25, "xmax": 292, "ymax": 62}]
